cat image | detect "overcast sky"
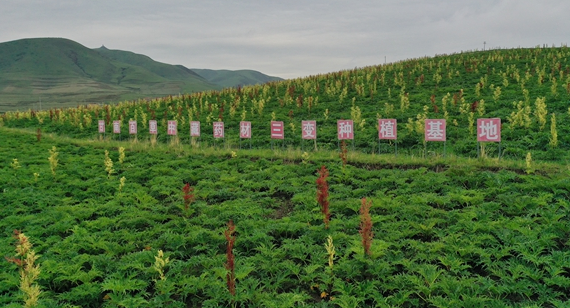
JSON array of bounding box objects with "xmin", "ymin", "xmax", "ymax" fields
[{"xmin": 2, "ymin": 0, "xmax": 569, "ymax": 79}]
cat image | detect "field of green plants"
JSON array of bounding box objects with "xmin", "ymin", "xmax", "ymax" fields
[{"xmin": 2, "ymin": 46, "xmax": 570, "ymax": 307}]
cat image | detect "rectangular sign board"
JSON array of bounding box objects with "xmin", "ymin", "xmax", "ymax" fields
[
  {"xmin": 378, "ymin": 119, "xmax": 397, "ymax": 140},
  {"xmin": 424, "ymin": 119, "xmax": 446, "ymax": 141},
  {"xmin": 302, "ymin": 120, "xmax": 317, "ymax": 140},
  {"xmin": 271, "ymin": 121, "xmax": 284, "ymax": 139},
  {"xmin": 337, "ymin": 120, "xmax": 354, "ymax": 140},
  {"xmin": 477, "ymin": 118, "xmax": 501, "ymax": 142}
]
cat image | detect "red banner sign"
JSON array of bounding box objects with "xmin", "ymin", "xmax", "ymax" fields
[
  {"xmin": 167, "ymin": 121, "xmax": 177, "ymax": 136},
  {"xmin": 425, "ymin": 119, "xmax": 446, "ymax": 141},
  {"xmin": 213, "ymin": 122, "xmax": 224, "ymax": 138},
  {"xmin": 378, "ymin": 119, "xmax": 397, "ymax": 140},
  {"xmin": 98, "ymin": 120, "xmax": 105, "ymax": 133},
  {"xmin": 190, "ymin": 121, "xmax": 200, "ymax": 137},
  {"xmin": 302, "ymin": 120, "xmax": 316, "ymax": 140},
  {"xmin": 271, "ymin": 121, "xmax": 284, "ymax": 139},
  {"xmin": 129, "ymin": 121, "xmax": 137, "ymax": 135},
  {"xmin": 337, "ymin": 120, "xmax": 354, "ymax": 140},
  {"xmin": 240, "ymin": 121, "xmax": 251, "ymax": 138},
  {"xmin": 477, "ymin": 118, "xmax": 501, "ymax": 142},
  {"xmin": 149, "ymin": 120, "xmax": 157, "ymax": 135},
  {"xmin": 113, "ymin": 121, "xmax": 120, "ymax": 134}
]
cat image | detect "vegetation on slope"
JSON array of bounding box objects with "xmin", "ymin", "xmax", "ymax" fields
[{"xmin": 2, "ymin": 46, "xmax": 570, "ymax": 307}]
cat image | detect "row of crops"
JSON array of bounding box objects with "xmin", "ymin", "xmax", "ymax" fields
[{"xmin": 2, "ymin": 46, "xmax": 570, "ymax": 161}]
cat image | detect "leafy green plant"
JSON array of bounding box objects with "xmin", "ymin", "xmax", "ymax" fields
[
  {"xmin": 48, "ymin": 146, "xmax": 58, "ymax": 177},
  {"xmin": 5, "ymin": 230, "xmax": 41, "ymax": 308}
]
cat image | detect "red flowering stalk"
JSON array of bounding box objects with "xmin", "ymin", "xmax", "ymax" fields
[
  {"xmin": 224, "ymin": 220, "xmax": 236, "ymax": 297},
  {"xmin": 316, "ymin": 166, "xmax": 330, "ymax": 229},
  {"xmin": 182, "ymin": 183, "xmax": 195, "ymax": 211},
  {"xmin": 359, "ymin": 198, "xmax": 374, "ymax": 256}
]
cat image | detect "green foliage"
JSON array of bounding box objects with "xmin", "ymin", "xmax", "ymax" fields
[{"xmin": 3, "ymin": 46, "xmax": 570, "ymax": 306}]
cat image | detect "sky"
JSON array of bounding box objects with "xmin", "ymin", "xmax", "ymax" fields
[{"xmin": 2, "ymin": 0, "xmax": 570, "ymax": 79}]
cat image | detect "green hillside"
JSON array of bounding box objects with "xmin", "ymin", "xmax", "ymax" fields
[
  {"xmin": 2, "ymin": 46, "xmax": 570, "ymax": 307},
  {"xmin": 192, "ymin": 68, "xmax": 284, "ymax": 88},
  {"xmin": 93, "ymin": 46, "xmax": 206, "ymax": 82},
  {"xmin": 0, "ymin": 38, "xmax": 221, "ymax": 111}
]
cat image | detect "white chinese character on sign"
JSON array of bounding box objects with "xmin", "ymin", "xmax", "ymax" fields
[
  {"xmin": 479, "ymin": 120, "xmax": 499, "ymax": 140},
  {"xmin": 214, "ymin": 122, "xmax": 224, "ymax": 138},
  {"xmin": 240, "ymin": 122, "xmax": 250, "ymax": 138},
  {"xmin": 426, "ymin": 121, "xmax": 444, "ymax": 139},
  {"xmin": 149, "ymin": 120, "xmax": 157, "ymax": 134},
  {"xmin": 168, "ymin": 122, "xmax": 176, "ymax": 132},
  {"xmin": 129, "ymin": 121, "xmax": 137, "ymax": 134},
  {"xmin": 191, "ymin": 122, "xmax": 200, "ymax": 136},
  {"xmin": 339, "ymin": 122, "xmax": 352, "ymax": 139},
  {"xmin": 303, "ymin": 122, "xmax": 315, "ymax": 138},
  {"xmin": 380, "ymin": 121, "xmax": 395, "ymax": 138}
]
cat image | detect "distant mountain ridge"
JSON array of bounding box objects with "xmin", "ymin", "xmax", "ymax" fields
[
  {"xmin": 191, "ymin": 68, "xmax": 283, "ymax": 89},
  {"xmin": 0, "ymin": 38, "xmax": 283, "ymax": 111}
]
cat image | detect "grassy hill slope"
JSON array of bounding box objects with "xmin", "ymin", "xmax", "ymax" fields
[
  {"xmin": 4, "ymin": 46, "xmax": 570, "ymax": 161},
  {"xmin": 0, "ymin": 38, "xmax": 221, "ymax": 111}
]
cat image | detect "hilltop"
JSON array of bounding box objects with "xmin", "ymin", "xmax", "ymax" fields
[{"xmin": 0, "ymin": 38, "xmax": 283, "ymax": 112}]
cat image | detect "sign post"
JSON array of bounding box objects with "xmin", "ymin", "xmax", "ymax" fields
[
  {"xmin": 190, "ymin": 121, "xmax": 200, "ymax": 147},
  {"xmin": 337, "ymin": 120, "xmax": 354, "ymax": 150},
  {"xmin": 167, "ymin": 120, "xmax": 178, "ymax": 145},
  {"xmin": 240, "ymin": 121, "xmax": 252, "ymax": 149},
  {"xmin": 129, "ymin": 120, "xmax": 137, "ymax": 141},
  {"xmin": 378, "ymin": 119, "xmax": 397, "ymax": 156},
  {"xmin": 271, "ymin": 121, "xmax": 284, "ymax": 150},
  {"xmin": 301, "ymin": 120, "xmax": 317, "ymax": 151},
  {"xmin": 113, "ymin": 120, "xmax": 121, "ymax": 140},
  {"xmin": 213, "ymin": 122, "xmax": 225, "ymax": 148},
  {"xmin": 477, "ymin": 118, "xmax": 501, "ymax": 159},
  {"xmin": 149, "ymin": 120, "xmax": 158, "ymax": 145},
  {"xmin": 98, "ymin": 120, "xmax": 105, "ymax": 139},
  {"xmin": 424, "ymin": 119, "xmax": 446, "ymax": 157}
]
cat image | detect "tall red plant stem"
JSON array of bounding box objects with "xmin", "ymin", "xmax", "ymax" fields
[
  {"xmin": 316, "ymin": 166, "xmax": 330, "ymax": 229},
  {"xmin": 224, "ymin": 220, "xmax": 236, "ymax": 296},
  {"xmin": 182, "ymin": 183, "xmax": 195, "ymax": 211}
]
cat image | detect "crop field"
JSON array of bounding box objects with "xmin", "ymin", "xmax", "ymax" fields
[{"xmin": 2, "ymin": 46, "xmax": 570, "ymax": 307}]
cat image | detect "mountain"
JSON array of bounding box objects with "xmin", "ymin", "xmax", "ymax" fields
[
  {"xmin": 191, "ymin": 68, "xmax": 283, "ymax": 88},
  {"xmin": 94, "ymin": 47, "xmax": 283, "ymax": 88},
  {"xmin": 0, "ymin": 38, "xmax": 282, "ymax": 112}
]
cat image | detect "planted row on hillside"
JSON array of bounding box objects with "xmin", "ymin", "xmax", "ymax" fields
[{"xmin": 2, "ymin": 46, "xmax": 570, "ymax": 160}]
